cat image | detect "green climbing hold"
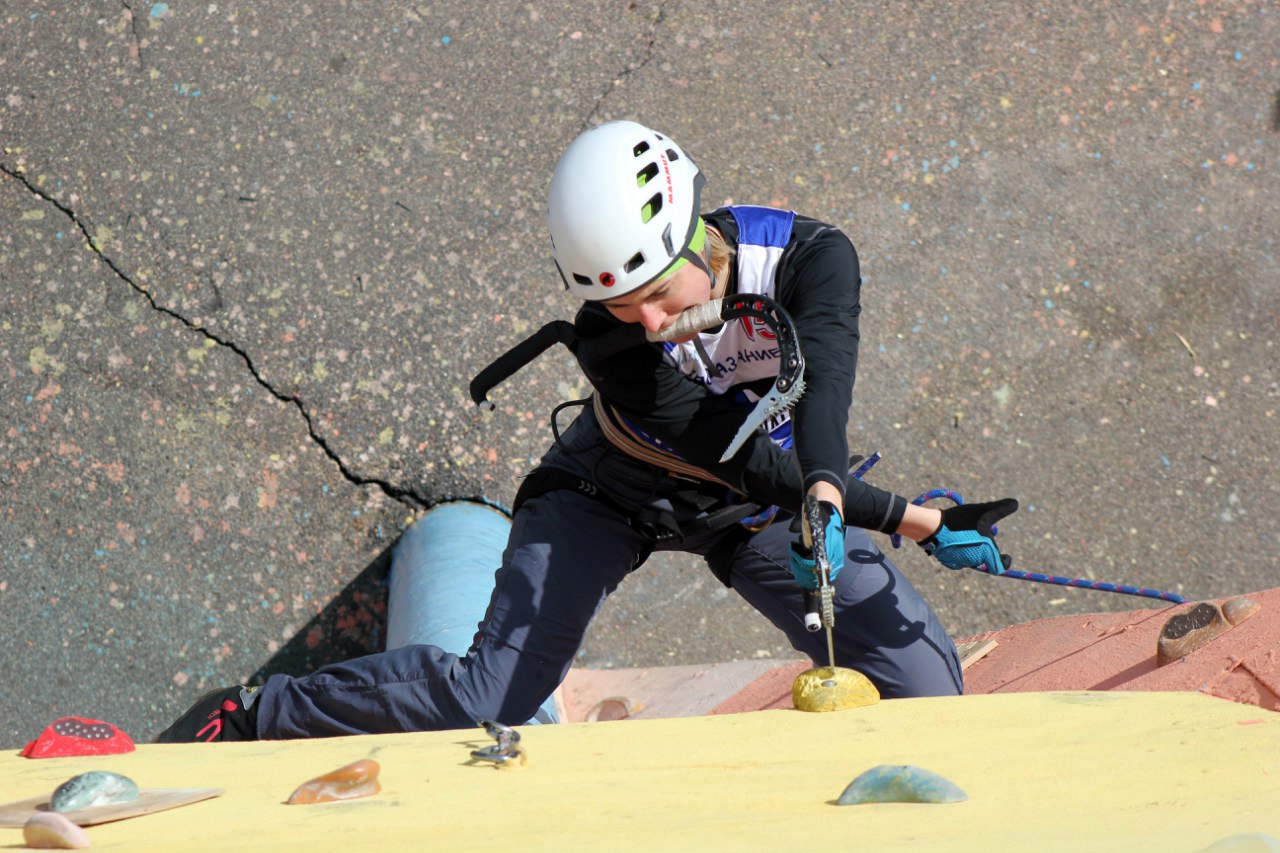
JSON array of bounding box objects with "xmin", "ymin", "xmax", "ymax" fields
[
  {"xmin": 50, "ymin": 770, "xmax": 140, "ymax": 813},
  {"xmin": 836, "ymin": 765, "xmax": 967, "ymax": 805},
  {"xmin": 1195, "ymin": 833, "xmax": 1280, "ymax": 853}
]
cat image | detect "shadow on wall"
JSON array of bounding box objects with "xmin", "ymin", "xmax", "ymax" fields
[{"xmin": 250, "ymin": 544, "xmax": 394, "ymax": 683}]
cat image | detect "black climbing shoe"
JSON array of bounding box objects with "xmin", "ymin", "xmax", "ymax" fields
[{"xmin": 154, "ymin": 685, "xmax": 261, "ymax": 743}]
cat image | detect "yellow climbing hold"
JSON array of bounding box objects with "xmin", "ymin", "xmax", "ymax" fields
[{"xmin": 791, "ymin": 666, "xmax": 879, "ymax": 713}]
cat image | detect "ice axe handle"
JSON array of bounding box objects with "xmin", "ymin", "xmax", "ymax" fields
[
  {"xmin": 803, "ymin": 590, "xmax": 822, "ymax": 632},
  {"xmin": 800, "ymin": 495, "xmax": 830, "ymax": 632}
]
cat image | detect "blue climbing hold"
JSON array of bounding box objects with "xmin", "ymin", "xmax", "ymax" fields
[
  {"xmin": 836, "ymin": 764, "xmax": 967, "ymax": 805},
  {"xmin": 50, "ymin": 770, "xmax": 140, "ymax": 812}
]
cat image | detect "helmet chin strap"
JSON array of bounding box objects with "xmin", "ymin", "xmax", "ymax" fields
[
  {"xmin": 675, "ymin": 233, "xmax": 717, "ymax": 292},
  {"xmin": 669, "ymin": 172, "xmax": 717, "ymax": 292}
]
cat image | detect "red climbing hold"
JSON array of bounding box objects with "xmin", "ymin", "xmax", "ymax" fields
[{"xmin": 20, "ymin": 716, "xmax": 136, "ymax": 758}]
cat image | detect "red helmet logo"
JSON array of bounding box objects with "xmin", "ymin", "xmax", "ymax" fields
[{"xmin": 599, "ymin": 272, "xmax": 615, "ymax": 287}]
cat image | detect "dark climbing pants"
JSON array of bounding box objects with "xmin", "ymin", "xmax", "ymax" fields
[{"xmin": 254, "ymin": 487, "xmax": 962, "ymax": 739}]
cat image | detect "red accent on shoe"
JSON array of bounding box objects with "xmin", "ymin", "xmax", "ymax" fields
[{"xmin": 195, "ymin": 717, "xmax": 224, "ymax": 742}]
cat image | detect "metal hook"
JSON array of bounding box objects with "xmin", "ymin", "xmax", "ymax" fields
[{"xmin": 471, "ymin": 719, "xmax": 524, "ymax": 766}]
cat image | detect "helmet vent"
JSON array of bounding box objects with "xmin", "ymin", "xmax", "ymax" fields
[
  {"xmin": 623, "ymin": 252, "xmax": 645, "ymax": 273},
  {"xmin": 637, "ymin": 162, "xmax": 659, "ymax": 188},
  {"xmin": 641, "ymin": 192, "xmax": 663, "ymax": 224},
  {"xmin": 666, "ymin": 148, "xmax": 680, "ymax": 162},
  {"xmin": 572, "ymin": 272, "xmax": 592, "ymax": 286},
  {"xmin": 633, "ymin": 141, "xmax": 651, "ymax": 157}
]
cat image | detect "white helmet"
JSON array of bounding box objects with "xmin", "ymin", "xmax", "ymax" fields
[{"xmin": 547, "ymin": 120, "xmax": 707, "ymax": 301}]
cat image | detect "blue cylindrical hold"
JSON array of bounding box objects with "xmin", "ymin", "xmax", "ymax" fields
[{"xmin": 387, "ymin": 500, "xmax": 558, "ymax": 724}]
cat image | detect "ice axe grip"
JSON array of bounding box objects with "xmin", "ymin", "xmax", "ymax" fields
[
  {"xmin": 644, "ymin": 299, "xmax": 724, "ymax": 342},
  {"xmin": 801, "ymin": 495, "xmax": 837, "ymax": 668}
]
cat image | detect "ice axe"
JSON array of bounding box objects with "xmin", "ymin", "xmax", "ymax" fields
[
  {"xmin": 645, "ymin": 293, "xmax": 805, "ymax": 462},
  {"xmin": 800, "ymin": 493, "xmax": 838, "ymax": 671}
]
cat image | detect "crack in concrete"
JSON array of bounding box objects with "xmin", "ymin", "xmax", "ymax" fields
[
  {"xmin": 583, "ymin": 0, "xmax": 674, "ymax": 128},
  {"xmin": 1, "ymin": 164, "xmax": 428, "ymax": 511},
  {"xmin": 119, "ymin": 1, "xmax": 147, "ymax": 71}
]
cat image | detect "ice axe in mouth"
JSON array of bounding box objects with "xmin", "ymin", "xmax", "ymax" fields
[{"xmin": 645, "ymin": 293, "xmax": 806, "ymax": 462}]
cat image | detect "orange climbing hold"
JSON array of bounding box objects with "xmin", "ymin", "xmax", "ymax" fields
[{"xmin": 285, "ymin": 759, "xmax": 381, "ymax": 805}]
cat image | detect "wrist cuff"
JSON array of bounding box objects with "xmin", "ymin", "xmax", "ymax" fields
[
  {"xmin": 802, "ymin": 469, "xmax": 847, "ymax": 498},
  {"xmin": 880, "ymin": 494, "xmax": 908, "ymax": 534}
]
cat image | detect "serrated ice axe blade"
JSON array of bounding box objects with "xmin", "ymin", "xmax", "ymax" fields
[
  {"xmin": 718, "ymin": 379, "xmax": 805, "ymax": 462},
  {"xmin": 646, "ymin": 293, "xmax": 806, "ymax": 463}
]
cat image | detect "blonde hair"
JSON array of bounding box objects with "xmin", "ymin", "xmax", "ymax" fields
[{"xmin": 706, "ymin": 225, "xmax": 734, "ymax": 280}]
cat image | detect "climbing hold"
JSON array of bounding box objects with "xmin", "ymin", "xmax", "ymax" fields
[
  {"xmin": 20, "ymin": 717, "xmax": 135, "ymax": 759},
  {"xmin": 1223, "ymin": 595, "xmax": 1261, "ymax": 627},
  {"xmin": 1194, "ymin": 832, "xmax": 1280, "ymax": 853},
  {"xmin": 1157, "ymin": 596, "xmax": 1260, "ymax": 666},
  {"xmin": 836, "ymin": 765, "xmax": 967, "ymax": 805},
  {"xmin": 792, "ymin": 667, "xmax": 879, "ymax": 713},
  {"xmin": 49, "ymin": 771, "xmax": 139, "ymax": 813},
  {"xmin": 584, "ymin": 696, "xmax": 640, "ymax": 722},
  {"xmin": 23, "ymin": 812, "xmax": 91, "ymax": 849},
  {"xmin": 1158, "ymin": 602, "xmax": 1228, "ymax": 665},
  {"xmin": 286, "ymin": 759, "xmax": 382, "ymax": 805}
]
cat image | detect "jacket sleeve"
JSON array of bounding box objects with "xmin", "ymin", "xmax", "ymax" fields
[{"xmin": 774, "ymin": 221, "xmax": 907, "ymax": 532}]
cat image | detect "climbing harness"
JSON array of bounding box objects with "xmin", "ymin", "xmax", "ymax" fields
[
  {"xmin": 470, "ymin": 320, "xmax": 640, "ymax": 413},
  {"xmin": 473, "ymin": 294, "xmax": 807, "ymax": 560}
]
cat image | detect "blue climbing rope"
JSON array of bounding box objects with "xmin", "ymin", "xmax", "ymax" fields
[
  {"xmin": 855, "ymin": 453, "xmax": 1188, "ymax": 606},
  {"xmin": 962, "ymin": 565, "xmax": 1187, "ymax": 604}
]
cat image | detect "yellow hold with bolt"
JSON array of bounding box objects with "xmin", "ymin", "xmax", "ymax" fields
[
  {"xmin": 792, "ymin": 666, "xmax": 880, "ymax": 713},
  {"xmin": 791, "ymin": 495, "xmax": 881, "ymax": 712}
]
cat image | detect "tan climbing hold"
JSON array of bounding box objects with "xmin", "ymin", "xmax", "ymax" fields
[
  {"xmin": 1157, "ymin": 597, "xmax": 1261, "ymax": 666},
  {"xmin": 23, "ymin": 812, "xmax": 91, "ymax": 849},
  {"xmin": 1222, "ymin": 595, "xmax": 1260, "ymax": 626},
  {"xmin": 791, "ymin": 666, "xmax": 879, "ymax": 713},
  {"xmin": 584, "ymin": 696, "xmax": 641, "ymax": 722},
  {"xmin": 286, "ymin": 759, "xmax": 381, "ymax": 805}
]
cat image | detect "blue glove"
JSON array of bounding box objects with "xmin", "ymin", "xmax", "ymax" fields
[
  {"xmin": 920, "ymin": 499, "xmax": 1018, "ymax": 574},
  {"xmin": 788, "ymin": 501, "xmax": 844, "ymax": 590}
]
